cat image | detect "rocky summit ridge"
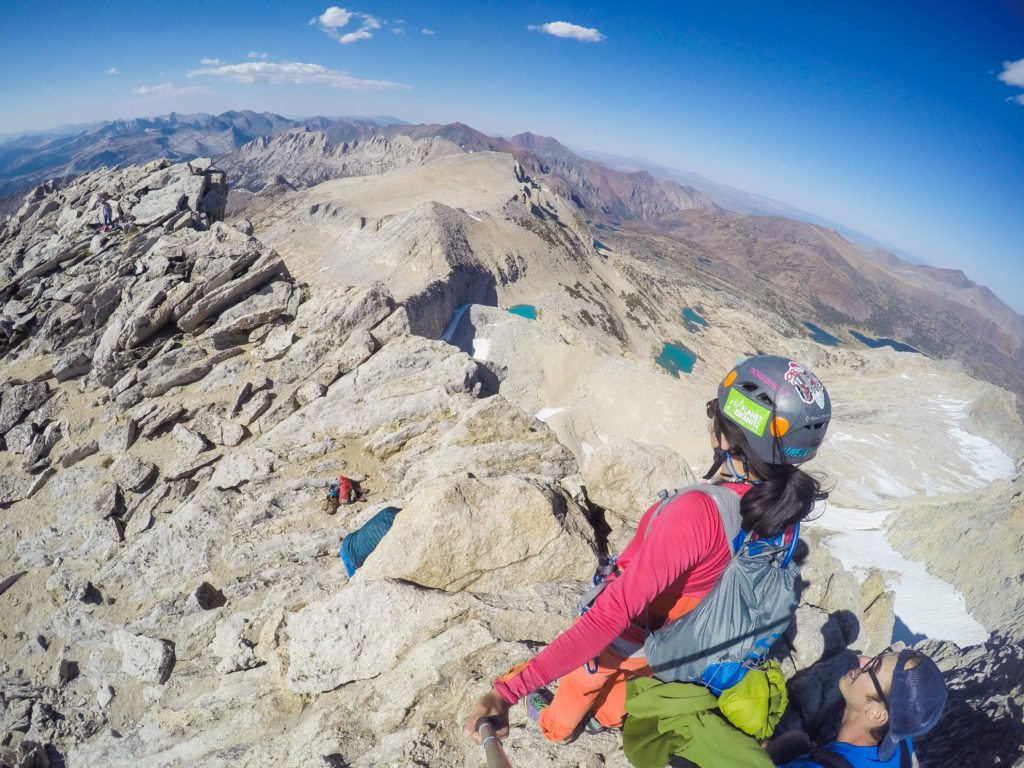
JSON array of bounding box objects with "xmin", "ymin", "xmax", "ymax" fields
[{"xmin": 0, "ymin": 153, "xmax": 1021, "ymax": 767}]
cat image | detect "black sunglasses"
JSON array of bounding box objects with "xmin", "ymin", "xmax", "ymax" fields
[
  {"xmin": 860, "ymin": 648, "xmax": 892, "ymax": 707},
  {"xmin": 706, "ymin": 399, "xmax": 718, "ymax": 419}
]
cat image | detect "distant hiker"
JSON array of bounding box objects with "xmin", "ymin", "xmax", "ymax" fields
[
  {"xmin": 99, "ymin": 199, "xmax": 113, "ymax": 232},
  {"xmin": 464, "ymin": 355, "xmax": 832, "ymax": 749},
  {"xmin": 765, "ymin": 648, "xmax": 948, "ymax": 768}
]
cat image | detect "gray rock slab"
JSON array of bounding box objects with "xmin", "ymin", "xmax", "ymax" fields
[
  {"xmin": 0, "ymin": 381, "xmax": 52, "ymax": 433},
  {"xmin": 209, "ymin": 447, "xmax": 276, "ymax": 490},
  {"xmin": 164, "ymin": 451, "xmax": 222, "ymax": 482},
  {"xmin": 176, "ymin": 252, "xmax": 287, "ymax": 333},
  {"xmin": 252, "ymin": 326, "xmax": 294, "ymax": 361},
  {"xmin": 58, "ymin": 439, "xmax": 99, "ymax": 468},
  {"xmin": 136, "ymin": 404, "xmax": 186, "ymax": 439},
  {"xmin": 114, "ymin": 631, "xmax": 175, "ymax": 684},
  {"xmin": 110, "ymin": 455, "xmax": 157, "ymax": 492},
  {"xmin": 171, "ymin": 424, "xmax": 209, "ymax": 456},
  {"xmin": 98, "ymin": 421, "xmax": 137, "ymax": 454},
  {"xmin": 0, "ymin": 474, "xmax": 31, "ymax": 507},
  {"xmin": 227, "ymin": 381, "xmax": 254, "ymax": 417},
  {"xmin": 357, "ymin": 475, "xmax": 594, "ymax": 593},
  {"xmin": 295, "ymin": 382, "xmax": 326, "ymax": 407},
  {"xmin": 190, "ymin": 411, "xmax": 247, "ymax": 447},
  {"xmin": 53, "ymin": 345, "xmax": 92, "ymax": 381},
  {"xmin": 206, "ymin": 280, "xmax": 293, "ymax": 340},
  {"xmin": 4, "ymin": 423, "xmax": 35, "ymax": 454},
  {"xmin": 283, "ymin": 580, "xmax": 473, "ymax": 694},
  {"xmin": 237, "ymin": 390, "xmax": 273, "ymax": 426}
]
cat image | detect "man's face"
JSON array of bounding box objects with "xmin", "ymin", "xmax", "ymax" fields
[{"xmin": 839, "ymin": 650, "xmax": 899, "ymax": 713}]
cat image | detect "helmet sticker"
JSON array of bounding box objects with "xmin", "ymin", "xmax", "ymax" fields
[
  {"xmin": 723, "ymin": 389, "xmax": 770, "ymax": 437},
  {"xmin": 784, "ymin": 361, "xmax": 825, "ymax": 408},
  {"xmin": 748, "ymin": 367, "xmax": 779, "ymax": 391}
]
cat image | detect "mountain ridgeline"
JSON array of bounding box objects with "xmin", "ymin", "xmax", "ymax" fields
[{"xmin": 2, "ymin": 111, "xmax": 1022, "ymax": 409}]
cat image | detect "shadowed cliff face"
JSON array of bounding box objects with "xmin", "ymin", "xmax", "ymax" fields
[{"xmin": 0, "ymin": 150, "xmax": 1021, "ymax": 767}]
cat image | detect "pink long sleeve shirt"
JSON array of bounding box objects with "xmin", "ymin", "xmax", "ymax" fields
[{"xmin": 493, "ymin": 483, "xmax": 751, "ymax": 704}]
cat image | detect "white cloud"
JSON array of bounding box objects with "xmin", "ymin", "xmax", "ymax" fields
[
  {"xmin": 201, "ymin": 57, "xmax": 225, "ymax": 66},
  {"xmin": 186, "ymin": 60, "xmax": 408, "ymax": 90},
  {"xmin": 246, "ymin": 51, "xmax": 269, "ymax": 60},
  {"xmin": 997, "ymin": 58, "xmax": 1024, "ymax": 87},
  {"xmin": 528, "ymin": 21, "xmax": 605, "ymax": 42},
  {"xmin": 106, "ymin": 67, "xmax": 119, "ymax": 75},
  {"xmin": 311, "ymin": 6, "xmax": 382, "ymax": 44},
  {"xmin": 1010, "ymin": 94, "xmax": 1024, "ymax": 106},
  {"xmin": 421, "ymin": 28, "xmax": 435, "ymax": 35},
  {"xmin": 339, "ymin": 28, "xmax": 374, "ymax": 44},
  {"xmin": 314, "ymin": 6, "xmax": 352, "ymax": 29},
  {"xmin": 134, "ymin": 82, "xmax": 211, "ymax": 98}
]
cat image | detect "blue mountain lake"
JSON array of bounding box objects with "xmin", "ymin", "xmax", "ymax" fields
[
  {"xmin": 507, "ymin": 304, "xmax": 537, "ymax": 320},
  {"xmin": 804, "ymin": 322, "xmax": 841, "ymax": 346},
  {"xmin": 655, "ymin": 342, "xmax": 697, "ymax": 377},
  {"xmin": 849, "ymin": 330, "xmax": 919, "ymax": 353},
  {"xmin": 682, "ymin": 307, "xmax": 709, "ymax": 330}
]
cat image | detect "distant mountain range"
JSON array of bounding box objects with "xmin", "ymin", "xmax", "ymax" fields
[
  {"xmin": 0, "ymin": 110, "xmax": 397, "ymax": 206},
  {"xmin": 580, "ymin": 149, "xmax": 930, "ymax": 263},
  {"xmin": 0, "ymin": 109, "xmax": 1020, "ymax": 402}
]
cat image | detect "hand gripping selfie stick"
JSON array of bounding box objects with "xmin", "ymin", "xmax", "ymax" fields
[{"xmin": 476, "ymin": 719, "xmax": 513, "ymax": 768}]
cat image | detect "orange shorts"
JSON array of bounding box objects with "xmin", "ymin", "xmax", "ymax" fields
[{"xmin": 537, "ymin": 647, "xmax": 652, "ymax": 742}]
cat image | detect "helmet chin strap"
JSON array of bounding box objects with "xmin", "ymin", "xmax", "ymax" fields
[
  {"xmin": 702, "ymin": 446, "xmax": 728, "ymax": 480},
  {"xmin": 702, "ymin": 447, "xmax": 751, "ymax": 482}
]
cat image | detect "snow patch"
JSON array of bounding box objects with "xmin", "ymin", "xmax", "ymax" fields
[
  {"xmin": 811, "ymin": 506, "xmax": 988, "ymax": 647},
  {"xmin": 948, "ymin": 426, "xmax": 1015, "ymax": 483},
  {"xmin": 472, "ymin": 338, "xmax": 491, "ymax": 361},
  {"xmin": 535, "ymin": 407, "xmax": 567, "ymax": 422},
  {"xmin": 926, "ymin": 396, "xmax": 1015, "ymax": 484}
]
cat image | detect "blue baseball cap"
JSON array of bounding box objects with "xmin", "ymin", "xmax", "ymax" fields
[{"xmin": 877, "ymin": 650, "xmax": 949, "ymax": 760}]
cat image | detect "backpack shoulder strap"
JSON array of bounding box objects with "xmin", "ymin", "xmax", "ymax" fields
[
  {"xmin": 808, "ymin": 748, "xmax": 854, "ymax": 768},
  {"xmin": 646, "ymin": 483, "xmax": 743, "ymax": 552},
  {"xmin": 899, "ymin": 740, "xmax": 911, "ymax": 768},
  {"xmin": 692, "ymin": 484, "xmax": 743, "ymax": 551}
]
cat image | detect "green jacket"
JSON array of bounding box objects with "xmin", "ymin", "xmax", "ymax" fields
[{"xmin": 623, "ymin": 678, "xmax": 776, "ymax": 768}]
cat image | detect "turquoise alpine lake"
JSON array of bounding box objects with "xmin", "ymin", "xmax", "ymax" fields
[
  {"xmin": 804, "ymin": 321, "xmax": 841, "ymax": 347},
  {"xmin": 507, "ymin": 304, "xmax": 537, "ymax": 320},
  {"xmin": 849, "ymin": 329, "xmax": 919, "ymax": 353},
  {"xmin": 682, "ymin": 307, "xmax": 709, "ymax": 330},
  {"xmin": 655, "ymin": 342, "xmax": 697, "ymax": 377}
]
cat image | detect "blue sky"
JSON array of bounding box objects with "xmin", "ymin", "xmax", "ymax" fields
[{"xmin": 2, "ymin": 1, "xmax": 1022, "ymax": 312}]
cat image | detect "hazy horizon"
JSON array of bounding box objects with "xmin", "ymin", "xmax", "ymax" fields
[{"xmin": 2, "ymin": 1, "xmax": 1022, "ymax": 312}]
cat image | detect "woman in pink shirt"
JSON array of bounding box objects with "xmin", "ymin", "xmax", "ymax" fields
[{"xmin": 464, "ymin": 355, "xmax": 832, "ymax": 745}]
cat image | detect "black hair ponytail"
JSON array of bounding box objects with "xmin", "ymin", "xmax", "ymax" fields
[{"xmin": 715, "ymin": 415, "xmax": 829, "ymax": 538}]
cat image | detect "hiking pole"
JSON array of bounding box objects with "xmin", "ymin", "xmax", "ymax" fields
[{"xmin": 476, "ymin": 719, "xmax": 513, "ymax": 768}]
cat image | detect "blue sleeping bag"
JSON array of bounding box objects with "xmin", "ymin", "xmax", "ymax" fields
[{"xmin": 339, "ymin": 506, "xmax": 400, "ymax": 576}]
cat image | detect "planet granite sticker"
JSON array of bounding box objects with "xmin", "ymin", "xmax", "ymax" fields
[{"xmin": 723, "ymin": 389, "xmax": 770, "ymax": 436}]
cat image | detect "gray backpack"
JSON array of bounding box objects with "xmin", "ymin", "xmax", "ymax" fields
[{"xmin": 641, "ymin": 484, "xmax": 801, "ymax": 694}]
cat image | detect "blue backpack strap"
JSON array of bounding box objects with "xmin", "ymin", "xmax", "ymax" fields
[{"xmin": 781, "ymin": 522, "xmax": 800, "ymax": 567}]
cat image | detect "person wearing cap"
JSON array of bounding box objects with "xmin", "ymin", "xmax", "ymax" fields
[
  {"xmin": 464, "ymin": 355, "xmax": 832, "ymax": 748},
  {"xmin": 766, "ymin": 648, "xmax": 949, "ymax": 768}
]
